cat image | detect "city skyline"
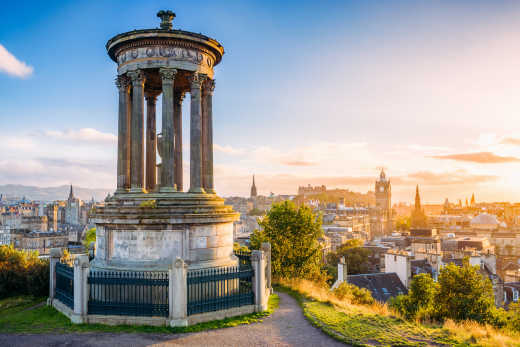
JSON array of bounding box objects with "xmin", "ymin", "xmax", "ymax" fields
[{"xmin": 2, "ymin": 1, "xmax": 520, "ymax": 203}]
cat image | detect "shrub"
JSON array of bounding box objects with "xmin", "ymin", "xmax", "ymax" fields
[
  {"xmin": 333, "ymin": 282, "xmax": 375, "ymax": 305},
  {"xmin": 0, "ymin": 245, "xmax": 49, "ymax": 299}
]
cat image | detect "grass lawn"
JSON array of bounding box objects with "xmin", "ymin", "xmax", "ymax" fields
[
  {"xmin": 0, "ymin": 294, "xmax": 279, "ymax": 334},
  {"xmin": 276, "ymin": 284, "xmax": 515, "ymax": 347}
]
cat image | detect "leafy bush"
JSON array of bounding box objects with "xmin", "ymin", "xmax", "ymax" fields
[
  {"xmin": 390, "ymin": 273, "xmax": 436, "ymax": 320},
  {"xmin": 0, "ymin": 245, "xmax": 49, "ymax": 299},
  {"xmin": 250, "ymin": 201, "xmax": 327, "ymax": 283},
  {"xmin": 333, "ymin": 282, "xmax": 375, "ymax": 305},
  {"xmin": 391, "ymin": 261, "xmax": 498, "ymax": 327}
]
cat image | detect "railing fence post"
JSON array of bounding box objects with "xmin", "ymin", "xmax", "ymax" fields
[
  {"xmin": 261, "ymin": 242, "xmax": 272, "ymax": 294},
  {"xmin": 251, "ymin": 250, "xmax": 268, "ymax": 312},
  {"xmin": 170, "ymin": 257, "xmax": 188, "ymax": 327},
  {"xmin": 73, "ymin": 254, "xmax": 89, "ymax": 324},
  {"xmin": 48, "ymin": 248, "xmax": 63, "ymax": 306}
]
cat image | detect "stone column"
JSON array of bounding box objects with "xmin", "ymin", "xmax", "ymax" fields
[
  {"xmin": 173, "ymin": 92, "xmax": 185, "ymax": 192},
  {"xmin": 201, "ymin": 79, "xmax": 216, "ymax": 194},
  {"xmin": 251, "ymin": 250, "xmax": 268, "ymax": 312},
  {"xmin": 169, "ymin": 257, "xmax": 188, "ymax": 327},
  {"xmin": 189, "ymin": 73, "xmax": 206, "ymax": 193},
  {"xmin": 47, "ymin": 248, "xmax": 63, "ymax": 305},
  {"xmin": 72, "ymin": 254, "xmax": 89, "ymax": 324},
  {"xmin": 115, "ymin": 75, "xmax": 131, "ymax": 193},
  {"xmin": 145, "ymin": 91, "xmax": 159, "ymax": 192},
  {"xmin": 159, "ymin": 68, "xmax": 177, "ymax": 192},
  {"xmin": 128, "ymin": 69, "xmax": 146, "ymax": 193},
  {"xmin": 261, "ymin": 242, "xmax": 272, "ymax": 293}
]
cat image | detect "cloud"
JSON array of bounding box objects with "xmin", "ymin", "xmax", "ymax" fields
[
  {"xmin": 43, "ymin": 128, "xmax": 116, "ymax": 144},
  {"xmin": 282, "ymin": 160, "xmax": 317, "ymax": 166},
  {"xmin": 430, "ymin": 152, "xmax": 520, "ymax": 163},
  {"xmin": 214, "ymin": 144, "xmax": 245, "ymax": 155},
  {"xmin": 0, "ymin": 44, "xmax": 33, "ymax": 78},
  {"xmin": 500, "ymin": 137, "xmax": 520, "ymax": 146},
  {"xmin": 404, "ymin": 170, "xmax": 497, "ymax": 186}
]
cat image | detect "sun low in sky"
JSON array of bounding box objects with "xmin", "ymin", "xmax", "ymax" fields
[{"xmin": 1, "ymin": 0, "xmax": 520, "ymax": 203}]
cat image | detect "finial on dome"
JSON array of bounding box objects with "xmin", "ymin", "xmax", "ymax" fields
[{"xmin": 157, "ymin": 10, "xmax": 176, "ymax": 30}]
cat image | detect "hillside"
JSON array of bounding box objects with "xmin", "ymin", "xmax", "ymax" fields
[{"xmin": 0, "ymin": 184, "xmax": 111, "ymax": 202}]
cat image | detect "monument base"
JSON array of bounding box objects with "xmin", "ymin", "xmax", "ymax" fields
[{"xmin": 90, "ymin": 192, "xmax": 239, "ymax": 271}]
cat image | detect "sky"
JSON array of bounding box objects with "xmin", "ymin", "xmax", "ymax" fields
[{"xmin": 2, "ymin": 0, "xmax": 520, "ymax": 203}]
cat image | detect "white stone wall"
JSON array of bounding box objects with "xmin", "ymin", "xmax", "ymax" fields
[{"xmin": 385, "ymin": 253, "xmax": 411, "ymax": 288}]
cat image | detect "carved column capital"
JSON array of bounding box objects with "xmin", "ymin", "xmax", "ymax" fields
[
  {"xmin": 159, "ymin": 67, "xmax": 177, "ymax": 84},
  {"xmin": 202, "ymin": 79, "xmax": 215, "ymax": 96},
  {"xmin": 190, "ymin": 73, "xmax": 207, "ymax": 89},
  {"xmin": 128, "ymin": 69, "xmax": 146, "ymax": 87},
  {"xmin": 115, "ymin": 75, "xmax": 130, "ymax": 91}
]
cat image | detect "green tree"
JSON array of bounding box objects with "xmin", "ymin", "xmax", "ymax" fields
[
  {"xmin": 325, "ymin": 239, "xmax": 370, "ymax": 275},
  {"xmin": 83, "ymin": 227, "xmax": 96, "ymax": 247},
  {"xmin": 250, "ymin": 201, "xmax": 324, "ymax": 281},
  {"xmin": 0, "ymin": 245, "xmax": 49, "ymax": 299},
  {"xmin": 391, "ymin": 273, "xmax": 437, "ymax": 319},
  {"xmin": 434, "ymin": 261, "xmax": 495, "ymax": 323},
  {"xmin": 394, "ymin": 215, "xmax": 411, "ymax": 231}
]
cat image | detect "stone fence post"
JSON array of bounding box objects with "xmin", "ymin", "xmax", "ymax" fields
[
  {"xmin": 88, "ymin": 242, "xmax": 96, "ymax": 261},
  {"xmin": 72, "ymin": 254, "xmax": 89, "ymax": 324},
  {"xmin": 48, "ymin": 248, "xmax": 63, "ymax": 305},
  {"xmin": 169, "ymin": 257, "xmax": 188, "ymax": 327},
  {"xmin": 261, "ymin": 242, "xmax": 272, "ymax": 294},
  {"xmin": 251, "ymin": 250, "xmax": 268, "ymax": 312},
  {"xmin": 331, "ymin": 256, "xmax": 347, "ymax": 290}
]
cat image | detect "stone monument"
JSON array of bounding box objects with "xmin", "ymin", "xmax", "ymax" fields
[{"xmin": 91, "ymin": 10, "xmax": 239, "ymax": 271}]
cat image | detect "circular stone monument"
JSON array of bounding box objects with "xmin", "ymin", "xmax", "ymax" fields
[{"xmin": 91, "ymin": 10, "xmax": 239, "ymax": 271}]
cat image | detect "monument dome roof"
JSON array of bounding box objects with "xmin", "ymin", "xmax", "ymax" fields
[
  {"xmin": 470, "ymin": 213, "xmax": 499, "ymax": 226},
  {"xmin": 106, "ymin": 10, "xmax": 224, "ymax": 66}
]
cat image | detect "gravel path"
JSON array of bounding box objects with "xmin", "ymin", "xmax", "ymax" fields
[{"xmin": 0, "ymin": 292, "xmax": 347, "ymax": 346}]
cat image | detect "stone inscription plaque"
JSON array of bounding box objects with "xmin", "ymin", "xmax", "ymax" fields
[{"xmin": 110, "ymin": 230, "xmax": 183, "ymax": 262}]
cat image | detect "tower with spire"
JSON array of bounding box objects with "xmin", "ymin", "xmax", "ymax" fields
[
  {"xmin": 411, "ymin": 185, "xmax": 427, "ymax": 228},
  {"xmin": 375, "ymin": 169, "xmax": 392, "ymax": 236},
  {"xmin": 414, "ymin": 185, "xmax": 421, "ymax": 211},
  {"xmin": 250, "ymin": 175, "xmax": 257, "ymax": 198},
  {"xmin": 65, "ymin": 184, "xmax": 82, "ymax": 225}
]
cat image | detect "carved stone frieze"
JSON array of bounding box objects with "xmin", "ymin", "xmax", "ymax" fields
[{"xmin": 115, "ymin": 41, "xmax": 215, "ymax": 68}]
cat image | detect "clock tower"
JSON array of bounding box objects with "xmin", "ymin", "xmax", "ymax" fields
[{"xmin": 375, "ymin": 169, "xmax": 392, "ymax": 235}]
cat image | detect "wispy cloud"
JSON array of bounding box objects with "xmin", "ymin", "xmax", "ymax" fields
[
  {"xmin": 43, "ymin": 128, "xmax": 116, "ymax": 144},
  {"xmin": 404, "ymin": 170, "xmax": 497, "ymax": 186},
  {"xmin": 282, "ymin": 160, "xmax": 317, "ymax": 167},
  {"xmin": 0, "ymin": 44, "xmax": 33, "ymax": 78},
  {"xmin": 214, "ymin": 144, "xmax": 245, "ymax": 155},
  {"xmin": 430, "ymin": 152, "xmax": 520, "ymax": 164},
  {"xmin": 500, "ymin": 137, "xmax": 520, "ymax": 146}
]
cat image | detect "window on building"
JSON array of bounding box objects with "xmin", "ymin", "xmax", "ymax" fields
[{"xmin": 514, "ymin": 290, "xmax": 519, "ymax": 302}]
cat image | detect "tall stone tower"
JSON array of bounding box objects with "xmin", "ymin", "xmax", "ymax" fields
[
  {"xmin": 250, "ymin": 175, "xmax": 257, "ymax": 198},
  {"xmin": 91, "ymin": 11, "xmax": 239, "ymax": 271},
  {"xmin": 375, "ymin": 169, "xmax": 392, "ymax": 235}
]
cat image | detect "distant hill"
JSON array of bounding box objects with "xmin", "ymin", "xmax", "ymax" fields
[{"xmin": 0, "ymin": 184, "xmax": 112, "ymax": 202}]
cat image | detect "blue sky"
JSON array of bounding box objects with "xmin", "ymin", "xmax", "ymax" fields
[{"xmin": 2, "ymin": 1, "xmax": 520, "ymax": 203}]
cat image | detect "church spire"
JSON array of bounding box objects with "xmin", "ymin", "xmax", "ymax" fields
[
  {"xmin": 250, "ymin": 175, "xmax": 257, "ymax": 198},
  {"xmin": 415, "ymin": 185, "xmax": 421, "ymax": 211},
  {"xmin": 68, "ymin": 184, "xmax": 74, "ymax": 201}
]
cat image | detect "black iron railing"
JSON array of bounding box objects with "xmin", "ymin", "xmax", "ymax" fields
[
  {"xmin": 55, "ymin": 262, "xmax": 74, "ymax": 309},
  {"xmin": 87, "ymin": 270, "xmax": 169, "ymax": 317},
  {"xmin": 187, "ymin": 266, "xmax": 254, "ymax": 316},
  {"xmin": 234, "ymin": 250, "xmax": 252, "ymax": 270}
]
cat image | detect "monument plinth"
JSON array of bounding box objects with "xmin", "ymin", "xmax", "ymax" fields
[{"xmin": 91, "ymin": 11, "xmax": 238, "ymax": 271}]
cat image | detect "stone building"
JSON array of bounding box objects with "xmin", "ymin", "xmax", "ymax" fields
[
  {"xmin": 374, "ymin": 169, "xmax": 392, "ymax": 236},
  {"xmin": 65, "ymin": 185, "xmax": 83, "ymax": 226}
]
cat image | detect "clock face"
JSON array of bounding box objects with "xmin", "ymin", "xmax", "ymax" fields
[{"xmin": 379, "ymin": 186, "xmax": 384, "ymax": 192}]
